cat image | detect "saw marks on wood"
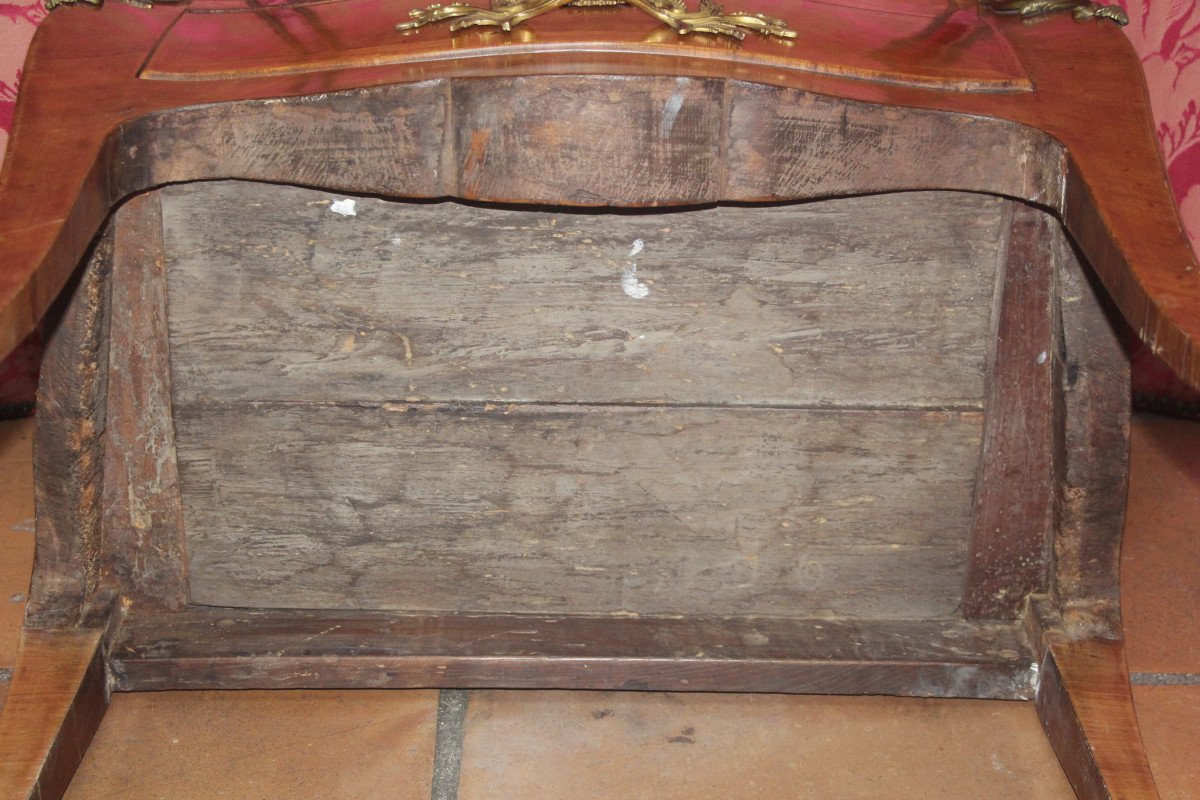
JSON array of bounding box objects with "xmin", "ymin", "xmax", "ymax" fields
[{"xmin": 163, "ymin": 182, "xmax": 1004, "ymax": 617}]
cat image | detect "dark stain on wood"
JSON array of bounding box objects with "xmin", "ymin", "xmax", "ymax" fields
[
  {"xmin": 106, "ymin": 77, "xmax": 1067, "ymax": 212},
  {"xmin": 108, "ymin": 608, "xmax": 1037, "ymax": 700},
  {"xmin": 1053, "ymin": 238, "xmax": 1130, "ymax": 638},
  {"xmin": 99, "ymin": 192, "xmax": 189, "ymax": 612},
  {"xmin": 114, "ymin": 80, "xmax": 450, "ymax": 202},
  {"xmin": 28, "ymin": 230, "xmax": 113, "ymax": 628},
  {"xmin": 962, "ymin": 202, "xmax": 1060, "ymax": 619}
]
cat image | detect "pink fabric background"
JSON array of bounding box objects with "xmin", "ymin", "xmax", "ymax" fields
[{"xmin": 0, "ymin": 0, "xmax": 1198, "ymax": 412}]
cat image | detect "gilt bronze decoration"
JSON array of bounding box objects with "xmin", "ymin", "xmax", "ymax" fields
[
  {"xmin": 982, "ymin": 0, "xmax": 1129, "ymax": 25},
  {"xmin": 396, "ymin": 0, "xmax": 797, "ymax": 40}
]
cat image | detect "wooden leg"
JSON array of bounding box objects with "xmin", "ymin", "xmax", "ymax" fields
[
  {"xmin": 1037, "ymin": 637, "xmax": 1160, "ymax": 800},
  {"xmin": 0, "ymin": 628, "xmax": 107, "ymax": 800}
]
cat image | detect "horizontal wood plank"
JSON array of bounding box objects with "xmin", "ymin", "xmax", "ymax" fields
[
  {"xmin": 109, "ymin": 609, "xmax": 1037, "ymax": 700},
  {"xmin": 179, "ymin": 404, "xmax": 981, "ymax": 617},
  {"xmin": 164, "ymin": 183, "xmax": 1004, "ymax": 409}
]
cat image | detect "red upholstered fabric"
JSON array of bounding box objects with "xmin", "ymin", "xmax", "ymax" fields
[
  {"xmin": 1116, "ymin": 0, "xmax": 1200, "ymax": 416},
  {"xmin": 0, "ymin": 0, "xmax": 43, "ymax": 417},
  {"xmin": 0, "ymin": 0, "xmax": 1198, "ymax": 415}
]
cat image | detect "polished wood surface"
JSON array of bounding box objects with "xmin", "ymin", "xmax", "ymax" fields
[
  {"xmin": 1038, "ymin": 636, "xmax": 1162, "ymax": 800},
  {"xmin": 0, "ymin": 629, "xmax": 107, "ymax": 800},
  {"xmin": 143, "ymin": 0, "xmax": 1032, "ymax": 90}
]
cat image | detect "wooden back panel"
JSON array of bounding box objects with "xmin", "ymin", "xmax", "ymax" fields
[
  {"xmin": 163, "ymin": 182, "xmax": 1003, "ymax": 617},
  {"xmin": 23, "ymin": 75, "xmax": 1125, "ymax": 637}
]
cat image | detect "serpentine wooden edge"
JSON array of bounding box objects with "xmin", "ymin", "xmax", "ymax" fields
[{"xmin": 1, "ymin": 0, "xmax": 1197, "ymax": 387}]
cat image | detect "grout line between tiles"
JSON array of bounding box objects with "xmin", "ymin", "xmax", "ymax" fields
[
  {"xmin": 430, "ymin": 689, "xmax": 469, "ymax": 800},
  {"xmin": 1130, "ymin": 672, "xmax": 1200, "ymax": 686}
]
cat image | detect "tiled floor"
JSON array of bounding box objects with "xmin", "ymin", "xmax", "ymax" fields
[
  {"xmin": 0, "ymin": 413, "xmax": 1197, "ymax": 798},
  {"xmin": 61, "ymin": 690, "xmax": 439, "ymax": 800},
  {"xmin": 455, "ymin": 691, "xmax": 1073, "ymax": 799},
  {"xmin": 1120, "ymin": 415, "xmax": 1200, "ymax": 800},
  {"xmin": 0, "ymin": 418, "xmax": 34, "ymax": 671}
]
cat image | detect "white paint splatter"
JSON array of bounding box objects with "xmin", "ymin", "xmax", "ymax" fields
[
  {"xmin": 628, "ymin": 239, "xmax": 644, "ymax": 258},
  {"xmin": 1036, "ymin": 350, "xmax": 1048, "ymax": 364},
  {"xmin": 622, "ymin": 266, "xmax": 650, "ymax": 299},
  {"xmin": 329, "ymin": 198, "xmax": 357, "ymax": 217},
  {"xmin": 659, "ymin": 77, "xmax": 688, "ymax": 138}
]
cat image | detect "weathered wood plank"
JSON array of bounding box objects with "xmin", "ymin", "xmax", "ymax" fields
[
  {"xmin": 108, "ymin": 609, "xmax": 1036, "ymax": 700},
  {"xmin": 178, "ymin": 404, "xmax": 981, "ymax": 617},
  {"xmin": 451, "ymin": 76, "xmax": 724, "ymax": 204},
  {"xmin": 725, "ymin": 84, "xmax": 1064, "ymax": 208},
  {"xmin": 100, "ymin": 192, "xmax": 189, "ymax": 612},
  {"xmin": 1054, "ymin": 239, "xmax": 1130, "ymax": 637},
  {"xmin": 0, "ymin": 629, "xmax": 107, "ymax": 800},
  {"xmin": 28, "ymin": 230, "xmax": 112, "ymax": 628},
  {"xmin": 962, "ymin": 202, "xmax": 1059, "ymax": 618},
  {"xmin": 114, "ymin": 79, "xmax": 449, "ymax": 202},
  {"xmin": 164, "ymin": 182, "xmax": 1004, "ymax": 409}
]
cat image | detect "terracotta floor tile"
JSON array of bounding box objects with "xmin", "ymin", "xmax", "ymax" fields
[
  {"xmin": 0, "ymin": 417, "xmax": 35, "ymax": 485},
  {"xmin": 1123, "ymin": 414, "xmax": 1200, "ymax": 674},
  {"xmin": 0, "ymin": 417, "xmax": 35, "ymax": 669},
  {"xmin": 458, "ymin": 691, "xmax": 1075, "ymax": 800},
  {"xmin": 1133, "ymin": 686, "xmax": 1200, "ymax": 800},
  {"xmin": 63, "ymin": 689, "xmax": 439, "ymax": 800}
]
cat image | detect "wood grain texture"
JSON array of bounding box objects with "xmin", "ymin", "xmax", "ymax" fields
[
  {"xmin": 451, "ymin": 76, "xmax": 724, "ymax": 203},
  {"xmin": 0, "ymin": 628, "xmax": 107, "ymax": 800},
  {"xmin": 2, "ymin": 2, "xmax": 1197, "ymax": 389},
  {"xmin": 118, "ymin": 77, "xmax": 1059, "ymax": 210},
  {"xmin": 108, "ymin": 609, "xmax": 1037, "ymax": 700},
  {"xmin": 164, "ymin": 183, "xmax": 1003, "ymax": 409},
  {"xmin": 1037, "ymin": 637, "xmax": 1161, "ymax": 800},
  {"xmin": 724, "ymin": 83, "xmax": 1062, "ymax": 207},
  {"xmin": 27, "ymin": 230, "xmax": 112, "ymax": 629},
  {"xmin": 963, "ymin": 202, "xmax": 1059, "ymax": 619},
  {"xmin": 178, "ymin": 403, "xmax": 982, "ymax": 617},
  {"xmin": 140, "ymin": 0, "xmax": 1033, "ymax": 92},
  {"xmin": 166, "ymin": 183, "xmax": 1002, "ymax": 617},
  {"xmin": 1054, "ymin": 237, "xmax": 1130, "ymax": 638},
  {"xmin": 116, "ymin": 80, "xmax": 449, "ymax": 201},
  {"xmin": 100, "ymin": 192, "xmax": 189, "ymax": 612}
]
